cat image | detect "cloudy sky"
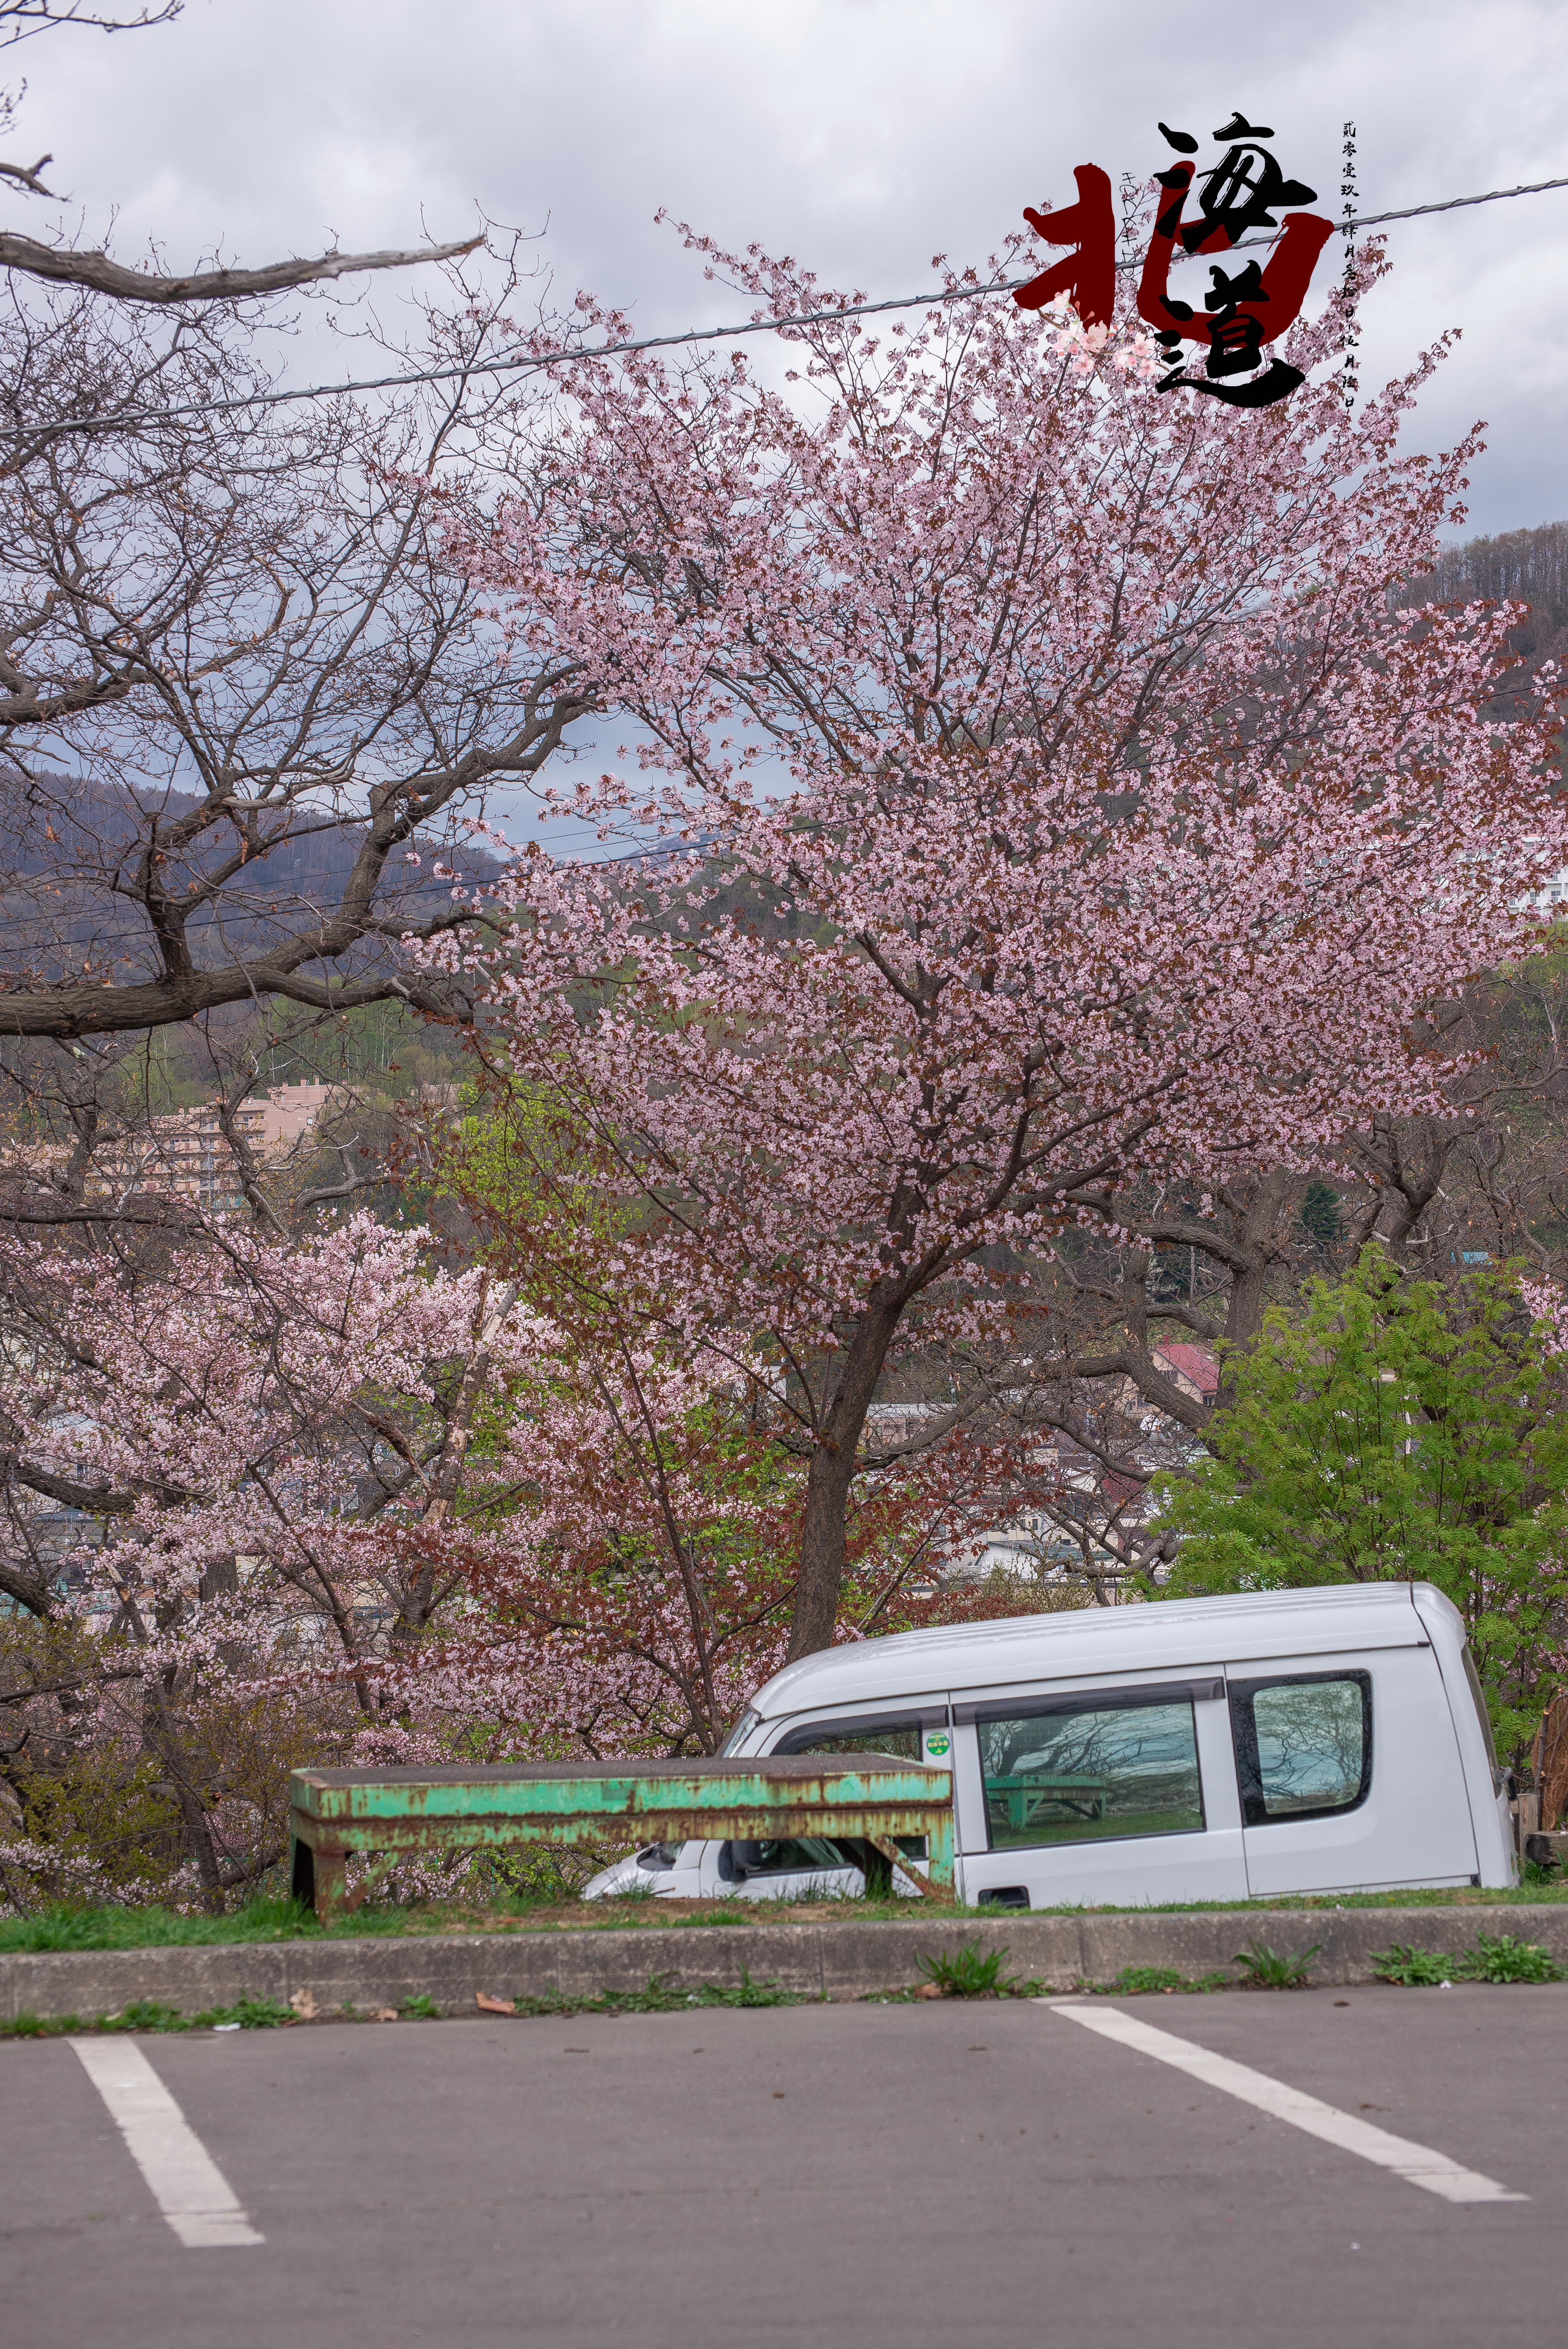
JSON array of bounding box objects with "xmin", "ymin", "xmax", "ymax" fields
[{"xmin": 11, "ymin": 0, "xmax": 1567, "ymax": 540}]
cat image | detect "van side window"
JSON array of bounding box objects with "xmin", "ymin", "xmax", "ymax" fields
[
  {"xmin": 1229, "ymin": 1672, "xmax": 1372, "ymax": 1825},
  {"xmin": 973, "ymin": 1693, "xmax": 1205, "ymax": 1850},
  {"xmin": 772, "ymin": 1718, "xmax": 926, "ymax": 1761}
]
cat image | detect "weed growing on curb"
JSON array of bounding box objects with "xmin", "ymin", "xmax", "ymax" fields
[
  {"xmin": 1233, "ymin": 1939, "xmax": 1320, "ymax": 1988},
  {"xmin": 916, "ymin": 1941, "xmax": 1016, "ymax": 1998},
  {"xmin": 398, "ymin": 1994, "xmax": 442, "ymax": 2019},
  {"xmin": 102, "ymin": 2000, "xmax": 188, "ymax": 2032},
  {"xmin": 1371, "ymin": 1944, "xmax": 1457, "ymax": 1986},
  {"xmin": 1371, "ymin": 1932, "xmax": 1563, "ymax": 1985},
  {"xmin": 1, "ymin": 1993, "xmax": 296, "ymax": 2038},
  {"xmin": 203, "ymin": 1996, "xmax": 296, "ymax": 2029},
  {"xmin": 1462, "ymin": 1932, "xmax": 1563, "ymax": 1983},
  {"xmin": 1103, "ymin": 1964, "xmax": 1188, "ymax": 1995}
]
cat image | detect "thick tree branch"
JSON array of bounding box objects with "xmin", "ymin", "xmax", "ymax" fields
[
  {"xmin": 0, "ymin": 952, "xmax": 459, "ymax": 1037},
  {"xmin": 0, "ymin": 229, "xmax": 484, "ymax": 305}
]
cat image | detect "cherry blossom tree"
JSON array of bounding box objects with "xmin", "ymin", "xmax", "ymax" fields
[
  {"xmin": 429, "ymin": 231, "xmax": 1568, "ymax": 1661},
  {"xmin": 0, "ymin": 1201, "xmax": 981, "ymax": 1905},
  {"xmin": 0, "ymin": 1214, "xmax": 515, "ymax": 1901}
]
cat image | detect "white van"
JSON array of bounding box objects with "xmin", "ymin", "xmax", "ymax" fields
[{"xmin": 585, "ymin": 1583, "xmax": 1515, "ymax": 1907}]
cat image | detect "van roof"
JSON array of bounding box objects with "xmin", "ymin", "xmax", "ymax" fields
[{"xmin": 749, "ymin": 1583, "xmax": 1450, "ymax": 1719}]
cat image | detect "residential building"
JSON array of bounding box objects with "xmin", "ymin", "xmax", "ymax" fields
[{"xmin": 110, "ymin": 1083, "xmax": 346, "ymax": 1211}]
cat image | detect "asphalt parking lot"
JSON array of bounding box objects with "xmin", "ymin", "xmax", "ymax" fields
[{"xmin": 3, "ymin": 1982, "xmax": 1563, "ymax": 2349}]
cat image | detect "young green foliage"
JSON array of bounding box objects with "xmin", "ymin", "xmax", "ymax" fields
[
  {"xmin": 1372, "ymin": 1934, "xmax": 1564, "ymax": 1984},
  {"xmin": 1154, "ymin": 1250, "xmax": 1568, "ymax": 1758},
  {"xmin": 1461, "ymin": 1930, "xmax": 1564, "ymax": 1984}
]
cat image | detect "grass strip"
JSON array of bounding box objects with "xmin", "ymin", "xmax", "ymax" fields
[
  {"xmin": 2, "ymin": 1994, "xmax": 297, "ymax": 2038},
  {"xmin": 0, "ymin": 1968, "xmax": 804, "ymax": 2037},
  {"xmin": 4, "ymin": 1880, "xmax": 1568, "ymax": 1957},
  {"xmin": 471, "ymin": 1968, "xmax": 805, "ymax": 2018}
]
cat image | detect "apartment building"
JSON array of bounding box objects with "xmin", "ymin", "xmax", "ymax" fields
[{"xmin": 123, "ymin": 1083, "xmax": 343, "ymax": 1210}]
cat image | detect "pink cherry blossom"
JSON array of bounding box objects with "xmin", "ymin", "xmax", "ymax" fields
[{"xmin": 427, "ymin": 231, "xmax": 1567, "ymax": 1657}]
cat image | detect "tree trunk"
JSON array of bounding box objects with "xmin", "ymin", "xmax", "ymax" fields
[
  {"xmin": 1348, "ymin": 1115, "xmax": 1464, "ymax": 1264},
  {"xmin": 392, "ymin": 1279, "xmax": 519, "ymax": 1643},
  {"xmin": 1215, "ymin": 1171, "xmax": 1297, "ymax": 1412},
  {"xmin": 144, "ymin": 1689, "xmax": 226, "ymax": 1914},
  {"xmin": 787, "ymin": 1300, "xmax": 904, "ymax": 1661}
]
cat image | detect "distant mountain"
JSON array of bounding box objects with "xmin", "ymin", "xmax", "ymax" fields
[{"xmin": 0, "ymin": 772, "xmax": 509, "ymax": 980}]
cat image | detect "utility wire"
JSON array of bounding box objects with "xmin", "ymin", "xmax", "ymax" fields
[{"xmin": 13, "ymin": 168, "xmax": 1568, "ymax": 441}]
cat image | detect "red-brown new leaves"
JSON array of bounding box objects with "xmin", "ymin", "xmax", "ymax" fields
[{"xmin": 434, "ymin": 234, "xmax": 1568, "ymax": 1657}]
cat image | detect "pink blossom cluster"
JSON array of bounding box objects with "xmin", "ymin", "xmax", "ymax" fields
[{"xmin": 1521, "ymin": 1278, "xmax": 1568, "ymax": 1359}]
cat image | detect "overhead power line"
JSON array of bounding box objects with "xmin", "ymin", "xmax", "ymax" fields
[{"xmin": 13, "ymin": 168, "xmax": 1568, "ymax": 441}]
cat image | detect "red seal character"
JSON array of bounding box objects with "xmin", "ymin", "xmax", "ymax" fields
[{"xmin": 1012, "ymin": 163, "xmax": 1116, "ymax": 331}]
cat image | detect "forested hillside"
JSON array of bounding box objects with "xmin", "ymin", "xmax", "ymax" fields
[{"xmin": 1400, "ymin": 516, "xmax": 1568, "ymax": 686}]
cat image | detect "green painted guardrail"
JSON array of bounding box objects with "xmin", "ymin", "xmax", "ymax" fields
[{"xmin": 289, "ymin": 1754, "xmax": 955, "ymax": 1921}]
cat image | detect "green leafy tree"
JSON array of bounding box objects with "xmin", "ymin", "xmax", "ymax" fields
[{"xmin": 1153, "ymin": 1250, "xmax": 1568, "ymax": 1759}]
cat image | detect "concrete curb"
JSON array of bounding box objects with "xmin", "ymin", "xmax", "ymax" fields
[{"xmin": 4, "ymin": 1905, "xmax": 1567, "ymax": 2021}]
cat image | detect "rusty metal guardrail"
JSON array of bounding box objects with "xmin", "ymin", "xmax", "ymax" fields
[{"xmin": 289, "ymin": 1754, "xmax": 955, "ymax": 1922}]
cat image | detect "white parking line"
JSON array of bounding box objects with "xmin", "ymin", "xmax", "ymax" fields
[
  {"xmin": 69, "ymin": 2037, "xmax": 264, "ymax": 2247},
  {"xmin": 1046, "ymin": 2001, "xmax": 1527, "ymax": 2206}
]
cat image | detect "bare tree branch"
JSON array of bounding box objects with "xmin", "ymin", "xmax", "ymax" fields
[
  {"xmin": 0, "ymin": 246, "xmax": 592, "ymax": 1040},
  {"xmin": 0, "ymin": 2, "xmax": 182, "ymax": 46},
  {"xmin": 0, "ymin": 155, "xmax": 54, "ymax": 197}
]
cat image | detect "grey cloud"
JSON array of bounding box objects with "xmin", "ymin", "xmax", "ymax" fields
[{"xmin": 8, "ymin": 0, "xmax": 1565, "ymax": 532}]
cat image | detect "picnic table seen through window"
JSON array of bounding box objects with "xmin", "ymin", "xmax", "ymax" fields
[{"xmin": 977, "ymin": 1696, "xmax": 1205, "ymax": 1849}]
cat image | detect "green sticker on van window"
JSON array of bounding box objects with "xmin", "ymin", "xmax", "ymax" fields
[{"xmin": 925, "ymin": 1734, "xmax": 951, "ymax": 1758}]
